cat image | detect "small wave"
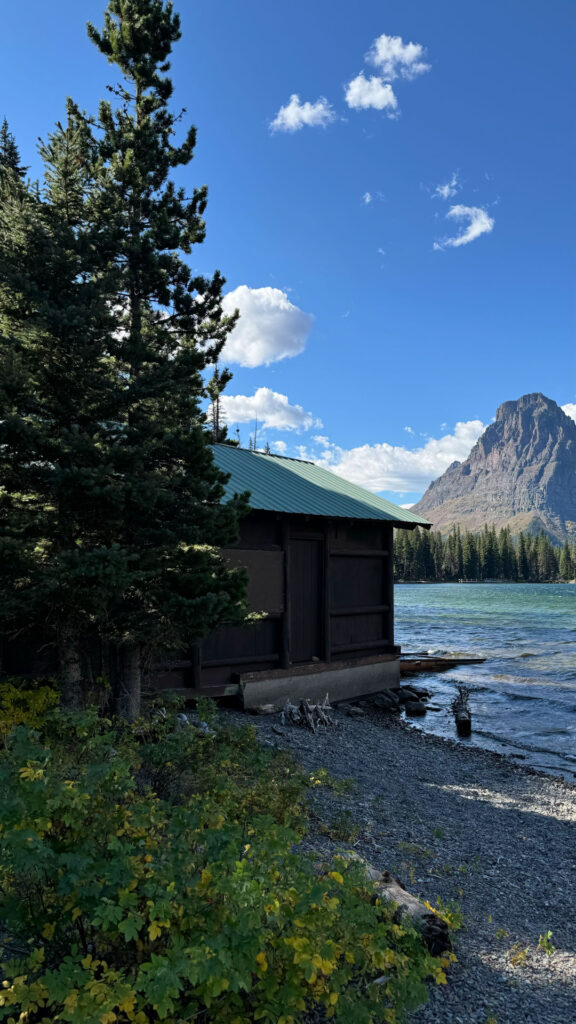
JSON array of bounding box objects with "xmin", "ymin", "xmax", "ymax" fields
[{"xmin": 474, "ymin": 729, "xmax": 572, "ymax": 760}]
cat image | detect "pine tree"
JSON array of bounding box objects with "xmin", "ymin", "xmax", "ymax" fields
[
  {"xmin": 83, "ymin": 0, "xmax": 249, "ymax": 717},
  {"xmin": 558, "ymin": 541, "xmax": 575, "ymax": 581},
  {"xmin": 516, "ymin": 531, "xmax": 529, "ymax": 581},
  {"xmin": 535, "ymin": 532, "xmax": 558, "ymax": 581},
  {"xmin": 1, "ymin": 1, "xmax": 249, "ymax": 718},
  {"xmin": 462, "ymin": 532, "xmax": 479, "ymax": 580},
  {"xmin": 0, "ymin": 110, "xmax": 125, "ymax": 707},
  {"xmin": 480, "ymin": 525, "xmax": 500, "ymax": 579},
  {"xmin": 0, "ymin": 118, "xmax": 27, "ymax": 180},
  {"xmin": 498, "ymin": 526, "xmax": 517, "ymax": 580},
  {"xmin": 206, "ymin": 364, "xmax": 235, "ymax": 443}
]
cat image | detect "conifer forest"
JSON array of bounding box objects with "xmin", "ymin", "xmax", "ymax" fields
[{"xmin": 394, "ymin": 526, "xmax": 576, "ymax": 583}]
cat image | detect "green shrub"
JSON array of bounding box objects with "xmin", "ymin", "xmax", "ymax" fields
[
  {"xmin": 0, "ymin": 710, "xmax": 447, "ymax": 1023},
  {"xmin": 0, "ymin": 678, "xmax": 60, "ymax": 740}
]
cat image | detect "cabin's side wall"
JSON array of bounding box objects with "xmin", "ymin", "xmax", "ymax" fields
[{"xmin": 153, "ymin": 512, "xmax": 397, "ymax": 696}]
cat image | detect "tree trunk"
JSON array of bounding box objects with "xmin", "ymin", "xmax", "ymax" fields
[
  {"xmin": 58, "ymin": 624, "xmax": 84, "ymax": 710},
  {"xmin": 116, "ymin": 643, "xmax": 141, "ymax": 722}
]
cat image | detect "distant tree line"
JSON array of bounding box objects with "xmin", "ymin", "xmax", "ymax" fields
[{"xmin": 394, "ymin": 525, "xmax": 576, "ymax": 583}]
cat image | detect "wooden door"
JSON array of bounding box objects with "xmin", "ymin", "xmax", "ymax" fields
[{"xmin": 289, "ymin": 538, "xmax": 323, "ymax": 663}]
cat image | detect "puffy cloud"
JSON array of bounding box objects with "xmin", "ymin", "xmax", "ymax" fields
[
  {"xmin": 562, "ymin": 403, "xmax": 576, "ymax": 423},
  {"xmin": 433, "ymin": 172, "xmax": 460, "ymax": 200},
  {"xmin": 221, "ymin": 286, "xmax": 313, "ymax": 367},
  {"xmin": 219, "ymin": 387, "xmax": 321, "ymax": 432},
  {"xmin": 363, "ymin": 191, "xmax": 373, "ymax": 204},
  {"xmin": 270, "ymin": 94, "xmax": 335, "ymax": 132},
  {"xmin": 272, "ymin": 440, "xmax": 287, "ymax": 454},
  {"xmin": 305, "ymin": 419, "xmax": 486, "ymax": 493},
  {"xmin": 367, "ymin": 33, "xmax": 430, "ymax": 81},
  {"xmin": 345, "ymin": 74, "xmax": 398, "ymax": 112},
  {"xmin": 434, "ymin": 205, "xmax": 495, "ymax": 250}
]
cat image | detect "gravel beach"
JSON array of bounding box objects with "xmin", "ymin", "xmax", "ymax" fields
[{"xmin": 226, "ymin": 704, "xmax": 576, "ymax": 1024}]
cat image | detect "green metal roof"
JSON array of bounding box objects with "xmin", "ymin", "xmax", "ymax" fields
[{"xmin": 211, "ymin": 445, "xmax": 431, "ymax": 529}]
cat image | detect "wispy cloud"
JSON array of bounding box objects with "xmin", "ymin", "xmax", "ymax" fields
[
  {"xmin": 300, "ymin": 419, "xmax": 485, "ymax": 493},
  {"xmin": 562, "ymin": 403, "xmax": 576, "ymax": 423},
  {"xmin": 363, "ymin": 191, "xmax": 373, "ymax": 204},
  {"xmin": 270, "ymin": 94, "xmax": 336, "ymax": 132},
  {"xmin": 345, "ymin": 74, "xmax": 398, "ymax": 113},
  {"xmin": 433, "ymin": 172, "xmax": 460, "ymax": 200},
  {"xmin": 219, "ymin": 387, "xmax": 321, "ymax": 432},
  {"xmin": 221, "ymin": 286, "xmax": 313, "ymax": 367},
  {"xmin": 434, "ymin": 205, "xmax": 495, "ymax": 250},
  {"xmin": 367, "ymin": 33, "xmax": 430, "ymax": 81}
]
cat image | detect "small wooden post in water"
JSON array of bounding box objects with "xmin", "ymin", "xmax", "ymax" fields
[{"xmin": 451, "ymin": 685, "xmax": 472, "ymax": 736}]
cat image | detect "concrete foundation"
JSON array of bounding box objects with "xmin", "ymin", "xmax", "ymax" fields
[{"xmin": 241, "ymin": 654, "xmax": 399, "ymax": 708}]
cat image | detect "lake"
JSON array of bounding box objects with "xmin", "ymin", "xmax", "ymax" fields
[{"xmin": 394, "ymin": 583, "xmax": 576, "ymax": 781}]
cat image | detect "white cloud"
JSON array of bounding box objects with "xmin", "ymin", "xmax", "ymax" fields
[
  {"xmin": 400, "ymin": 503, "xmax": 415, "ymax": 510},
  {"xmin": 221, "ymin": 286, "xmax": 313, "ymax": 368},
  {"xmin": 433, "ymin": 172, "xmax": 460, "ymax": 200},
  {"xmin": 403, "ymin": 425, "xmax": 415, "ymax": 435},
  {"xmin": 304, "ymin": 419, "xmax": 486, "ymax": 493},
  {"xmin": 363, "ymin": 191, "xmax": 373, "ymax": 204},
  {"xmin": 562, "ymin": 403, "xmax": 576, "ymax": 423},
  {"xmin": 367, "ymin": 33, "xmax": 430, "ymax": 81},
  {"xmin": 270, "ymin": 94, "xmax": 336, "ymax": 133},
  {"xmin": 219, "ymin": 387, "xmax": 321, "ymax": 432},
  {"xmin": 434, "ymin": 205, "xmax": 495, "ymax": 250},
  {"xmin": 345, "ymin": 74, "xmax": 398, "ymax": 112},
  {"xmin": 272, "ymin": 440, "xmax": 287, "ymax": 454}
]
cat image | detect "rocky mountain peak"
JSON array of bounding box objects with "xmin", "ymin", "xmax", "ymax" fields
[{"xmin": 412, "ymin": 394, "xmax": 576, "ymax": 542}]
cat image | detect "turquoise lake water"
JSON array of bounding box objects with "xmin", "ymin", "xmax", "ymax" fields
[{"xmin": 394, "ymin": 583, "xmax": 576, "ymax": 780}]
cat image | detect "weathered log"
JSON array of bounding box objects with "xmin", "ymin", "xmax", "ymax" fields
[
  {"xmin": 282, "ymin": 693, "xmax": 339, "ymax": 732},
  {"xmin": 250, "ymin": 703, "xmax": 281, "ymax": 715},
  {"xmin": 350, "ymin": 857, "xmax": 452, "ymax": 955},
  {"xmin": 451, "ymin": 685, "xmax": 473, "ymax": 736},
  {"xmin": 455, "ymin": 711, "xmax": 472, "ymax": 737}
]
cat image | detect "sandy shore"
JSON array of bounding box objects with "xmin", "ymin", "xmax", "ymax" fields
[{"xmin": 226, "ymin": 704, "xmax": 576, "ymax": 1024}]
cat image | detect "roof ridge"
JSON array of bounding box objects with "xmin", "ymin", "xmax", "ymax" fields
[{"xmin": 212, "ymin": 443, "xmax": 315, "ymax": 466}]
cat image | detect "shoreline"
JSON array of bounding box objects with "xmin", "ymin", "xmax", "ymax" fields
[{"xmin": 227, "ymin": 706, "xmax": 576, "ymax": 1024}]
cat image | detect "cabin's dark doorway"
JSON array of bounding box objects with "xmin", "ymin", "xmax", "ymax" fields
[{"xmin": 289, "ymin": 537, "xmax": 323, "ymax": 663}]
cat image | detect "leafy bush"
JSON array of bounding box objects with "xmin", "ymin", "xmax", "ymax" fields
[
  {"xmin": 0, "ymin": 708, "xmax": 447, "ymax": 1023},
  {"xmin": 0, "ymin": 678, "xmax": 60, "ymax": 741}
]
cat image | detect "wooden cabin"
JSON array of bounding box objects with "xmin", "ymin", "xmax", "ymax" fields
[{"xmin": 154, "ymin": 445, "xmax": 431, "ymax": 706}]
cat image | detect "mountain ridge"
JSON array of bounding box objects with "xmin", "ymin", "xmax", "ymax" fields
[{"xmin": 412, "ymin": 393, "xmax": 576, "ymax": 542}]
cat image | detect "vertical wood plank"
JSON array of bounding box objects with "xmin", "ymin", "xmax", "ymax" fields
[{"xmin": 280, "ymin": 518, "xmax": 291, "ymax": 668}]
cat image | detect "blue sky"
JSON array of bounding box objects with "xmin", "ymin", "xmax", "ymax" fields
[{"xmin": 2, "ymin": 0, "xmax": 574, "ymax": 502}]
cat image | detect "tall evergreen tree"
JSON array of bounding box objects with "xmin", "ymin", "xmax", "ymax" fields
[
  {"xmin": 516, "ymin": 531, "xmax": 529, "ymax": 581},
  {"xmin": 462, "ymin": 532, "xmax": 479, "ymax": 580},
  {"xmin": 206, "ymin": 363, "xmax": 235, "ymax": 443},
  {"xmin": 558, "ymin": 541, "xmax": 575, "ymax": 581},
  {"xmin": 0, "ymin": 1, "xmax": 248, "ymax": 718},
  {"xmin": 0, "ymin": 109, "xmax": 139, "ymax": 706},
  {"xmin": 498, "ymin": 526, "xmax": 517, "ymax": 580},
  {"xmin": 82, "ymin": 0, "xmax": 249, "ymax": 717},
  {"xmin": 0, "ymin": 118, "xmax": 27, "ymax": 180},
  {"xmin": 535, "ymin": 532, "xmax": 558, "ymax": 581}
]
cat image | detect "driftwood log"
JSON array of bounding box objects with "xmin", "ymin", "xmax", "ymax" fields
[
  {"xmin": 281, "ymin": 693, "xmax": 339, "ymax": 732},
  {"xmin": 451, "ymin": 685, "xmax": 472, "ymax": 736},
  {"xmin": 351, "ymin": 857, "xmax": 452, "ymax": 956}
]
